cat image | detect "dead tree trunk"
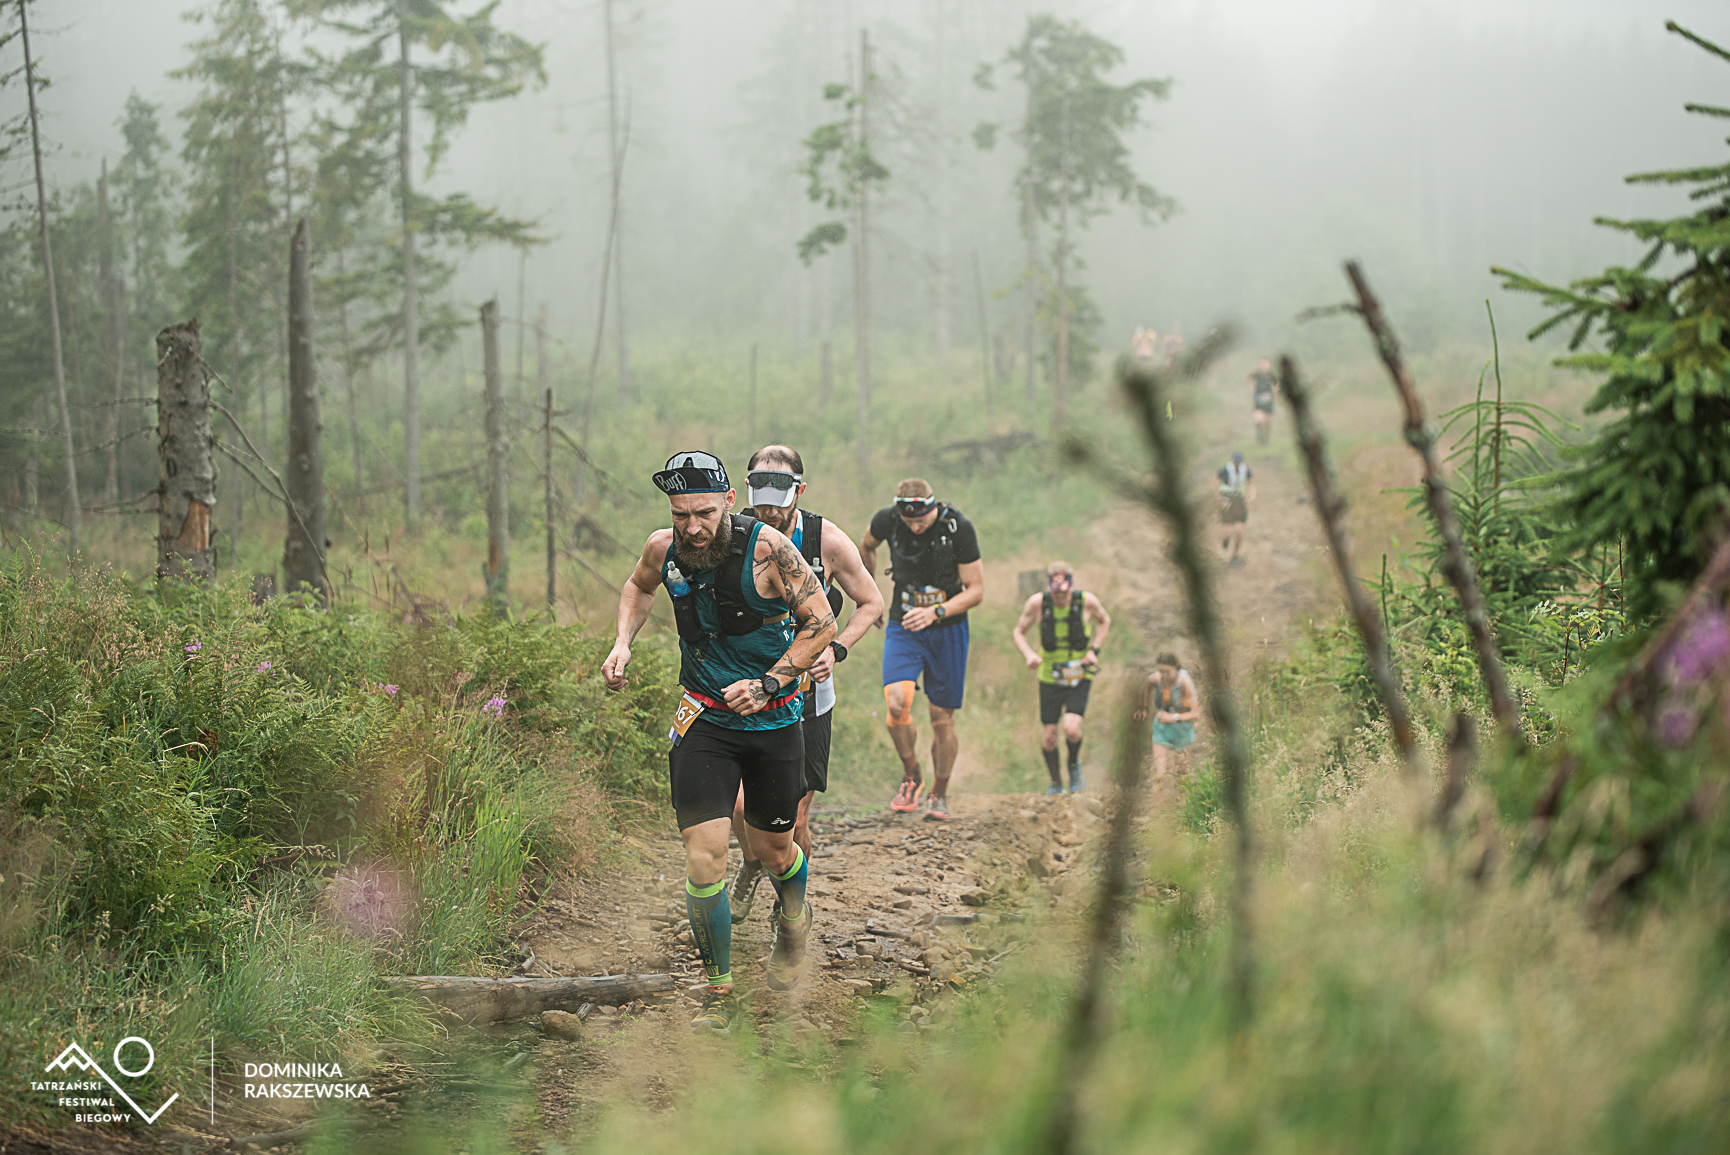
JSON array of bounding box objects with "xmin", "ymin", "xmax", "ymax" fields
[
  {"xmin": 283, "ymin": 219, "xmax": 327, "ymax": 603},
  {"xmin": 972, "ymin": 248, "xmax": 992, "ymax": 415},
  {"xmin": 398, "ymin": 0, "xmax": 423, "ymax": 530},
  {"xmin": 543, "ymin": 385, "xmax": 554, "ymax": 610},
  {"xmin": 820, "ymin": 338, "xmax": 833, "ymax": 406},
  {"xmin": 99, "ymin": 161, "xmax": 127, "ymax": 511},
  {"xmin": 20, "ymin": 1, "xmax": 80, "ymax": 556},
  {"xmin": 853, "ymin": 28, "xmax": 873, "ymax": 490},
  {"xmin": 482, "ymin": 299, "xmax": 509, "ymax": 615},
  {"xmin": 156, "ymin": 321, "xmax": 216, "ymax": 582}
]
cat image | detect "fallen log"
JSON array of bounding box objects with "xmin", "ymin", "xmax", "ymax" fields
[{"xmin": 382, "ymin": 973, "xmax": 673, "ymax": 1023}]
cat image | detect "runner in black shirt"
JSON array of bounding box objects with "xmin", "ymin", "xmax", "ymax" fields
[
  {"xmin": 859, "ymin": 478, "xmax": 984, "ymax": 821},
  {"xmin": 1250, "ymin": 357, "xmax": 1279, "ymax": 445}
]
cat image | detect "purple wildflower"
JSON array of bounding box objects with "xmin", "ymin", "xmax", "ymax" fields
[
  {"xmin": 1658, "ymin": 693, "xmax": 1699, "ymax": 748},
  {"xmin": 1662, "ymin": 608, "xmax": 1730, "ymax": 686},
  {"xmin": 482, "ymin": 695, "xmax": 507, "ymax": 719},
  {"xmin": 257, "ymin": 661, "xmax": 272, "ymax": 673},
  {"xmin": 185, "ymin": 640, "xmax": 202, "ymax": 654}
]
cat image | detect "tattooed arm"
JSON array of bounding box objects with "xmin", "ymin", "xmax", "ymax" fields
[{"xmin": 720, "ymin": 523, "xmax": 837, "ymax": 715}]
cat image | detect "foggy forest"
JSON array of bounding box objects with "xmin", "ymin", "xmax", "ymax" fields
[{"xmin": 4, "ymin": 0, "xmax": 1730, "ymax": 1151}]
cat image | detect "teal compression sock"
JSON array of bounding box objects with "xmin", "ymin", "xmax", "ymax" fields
[
  {"xmin": 686, "ymin": 878, "xmax": 732, "ymax": 987},
  {"xmin": 768, "ymin": 844, "xmax": 808, "ymax": 922}
]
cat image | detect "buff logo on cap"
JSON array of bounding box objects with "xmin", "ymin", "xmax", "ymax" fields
[{"xmin": 653, "ymin": 451, "xmax": 730, "ymax": 495}]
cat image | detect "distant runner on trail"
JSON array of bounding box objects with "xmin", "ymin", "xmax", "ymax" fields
[
  {"xmin": 727, "ymin": 444, "xmax": 884, "ymax": 925},
  {"xmin": 1131, "ymin": 326, "xmax": 1158, "ymax": 361},
  {"xmin": 1217, "ymin": 451, "xmax": 1255, "ymax": 568},
  {"xmin": 1134, "ymin": 651, "xmax": 1201, "ymax": 780},
  {"xmin": 601, "ymin": 451, "xmax": 836, "ymax": 1034},
  {"xmin": 859, "ymin": 478, "xmax": 985, "ymax": 822},
  {"xmin": 1250, "ymin": 357, "xmax": 1279, "ymax": 445},
  {"xmin": 1011, "ymin": 561, "xmax": 1112, "ymax": 795}
]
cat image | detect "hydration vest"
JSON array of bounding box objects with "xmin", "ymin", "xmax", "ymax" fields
[
  {"xmin": 789, "ymin": 511, "xmax": 846, "ymax": 617},
  {"xmin": 1039, "ymin": 591, "xmax": 1088, "ymax": 653},
  {"xmin": 669, "ymin": 514, "xmax": 775, "ymax": 644}
]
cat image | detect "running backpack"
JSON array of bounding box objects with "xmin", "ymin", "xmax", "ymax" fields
[
  {"xmin": 1039, "ymin": 591, "xmax": 1088, "ymax": 653},
  {"xmin": 795, "ymin": 511, "xmax": 846, "ymax": 617},
  {"xmin": 670, "ymin": 514, "xmax": 769, "ymax": 644}
]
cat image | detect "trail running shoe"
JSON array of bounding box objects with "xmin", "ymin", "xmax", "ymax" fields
[
  {"xmin": 923, "ymin": 795, "xmax": 948, "ymax": 822},
  {"xmin": 890, "ymin": 777, "xmax": 924, "ymax": 814},
  {"xmin": 690, "ymin": 988, "xmax": 736, "ymax": 1035},
  {"xmin": 1229, "ymin": 555, "xmax": 1245, "ymax": 568},
  {"xmin": 1068, "ymin": 769, "xmax": 1086, "ymax": 794},
  {"xmin": 1045, "ymin": 783, "xmax": 1064, "ymax": 796},
  {"xmin": 729, "ymin": 859, "xmax": 763, "ymax": 924},
  {"xmin": 765, "ymin": 900, "xmax": 813, "ymax": 991}
]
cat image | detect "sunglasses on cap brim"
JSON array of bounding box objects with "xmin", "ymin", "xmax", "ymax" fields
[
  {"xmin": 895, "ymin": 496, "xmax": 937, "ymax": 516},
  {"xmin": 746, "ymin": 470, "xmax": 801, "ymax": 491}
]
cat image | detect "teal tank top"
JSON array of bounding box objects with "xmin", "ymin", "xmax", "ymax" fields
[{"xmin": 661, "ymin": 518, "xmax": 802, "ymax": 731}]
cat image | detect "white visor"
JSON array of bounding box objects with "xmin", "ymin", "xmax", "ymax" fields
[{"xmin": 747, "ymin": 479, "xmax": 800, "ymax": 508}]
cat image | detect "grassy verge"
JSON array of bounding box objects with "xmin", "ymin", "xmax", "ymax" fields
[{"xmin": 0, "ymin": 550, "xmax": 679, "ymax": 1127}]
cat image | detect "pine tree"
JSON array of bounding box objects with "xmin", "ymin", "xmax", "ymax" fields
[
  {"xmin": 295, "ymin": 0, "xmax": 545, "ymax": 530},
  {"xmin": 977, "ymin": 14, "xmax": 1173, "ymax": 436},
  {"xmin": 1495, "ymin": 21, "xmax": 1730, "ymax": 617},
  {"xmin": 176, "ymin": 0, "xmax": 303, "ymax": 467}
]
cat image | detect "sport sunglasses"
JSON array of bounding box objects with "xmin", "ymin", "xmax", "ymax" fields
[
  {"xmin": 746, "ymin": 470, "xmax": 802, "ymax": 490},
  {"xmin": 895, "ymin": 495, "xmax": 938, "ymax": 517}
]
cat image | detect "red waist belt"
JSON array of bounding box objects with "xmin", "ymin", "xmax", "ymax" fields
[{"xmin": 683, "ymin": 685, "xmax": 803, "ymax": 715}]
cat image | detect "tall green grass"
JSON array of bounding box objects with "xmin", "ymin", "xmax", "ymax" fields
[{"xmin": 0, "ymin": 549, "xmax": 679, "ymax": 1125}]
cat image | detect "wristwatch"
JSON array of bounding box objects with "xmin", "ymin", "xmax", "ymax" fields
[
  {"xmin": 934, "ymin": 604, "xmax": 948, "ymax": 620},
  {"xmin": 830, "ymin": 641, "xmax": 849, "ymax": 663},
  {"xmin": 759, "ymin": 673, "xmax": 783, "ymax": 700}
]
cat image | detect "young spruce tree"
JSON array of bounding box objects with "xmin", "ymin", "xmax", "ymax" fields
[{"xmin": 1497, "ymin": 21, "xmax": 1730, "ymax": 618}]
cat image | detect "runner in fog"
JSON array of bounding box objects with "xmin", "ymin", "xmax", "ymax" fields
[
  {"xmin": 1011, "ymin": 560, "xmax": 1112, "ymax": 794},
  {"xmin": 1250, "ymin": 357, "xmax": 1279, "ymax": 445},
  {"xmin": 601, "ymin": 451, "xmax": 835, "ymax": 1033},
  {"xmin": 727, "ymin": 444, "xmax": 884, "ymax": 924},
  {"xmin": 1162, "ymin": 331, "xmax": 1186, "ymax": 366},
  {"xmin": 1131, "ymin": 326, "xmax": 1158, "ymax": 361},
  {"xmin": 859, "ymin": 478, "xmax": 985, "ymax": 822},
  {"xmin": 1134, "ymin": 652, "xmax": 1201, "ymax": 779},
  {"xmin": 1218, "ymin": 450, "xmax": 1255, "ymax": 568}
]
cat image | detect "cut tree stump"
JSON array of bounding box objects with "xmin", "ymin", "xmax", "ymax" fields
[{"xmin": 382, "ymin": 974, "xmax": 673, "ymax": 1023}]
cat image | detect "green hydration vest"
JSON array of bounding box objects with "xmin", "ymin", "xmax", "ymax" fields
[
  {"xmin": 1037, "ymin": 591, "xmax": 1092, "ymax": 686},
  {"xmin": 661, "ymin": 515, "xmax": 801, "ymax": 731}
]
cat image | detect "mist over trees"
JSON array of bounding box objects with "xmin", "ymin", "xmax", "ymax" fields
[{"xmin": 1, "ymin": 0, "xmax": 1725, "ymax": 551}]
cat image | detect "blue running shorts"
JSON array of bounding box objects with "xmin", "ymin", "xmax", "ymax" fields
[{"xmin": 881, "ymin": 619, "xmax": 970, "ymax": 710}]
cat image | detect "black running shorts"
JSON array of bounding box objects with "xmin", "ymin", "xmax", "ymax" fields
[
  {"xmin": 802, "ymin": 708, "xmax": 833, "ymax": 794},
  {"xmin": 1219, "ymin": 495, "xmax": 1249, "ymax": 525},
  {"xmin": 1039, "ymin": 680, "xmax": 1092, "ymax": 725},
  {"xmin": 668, "ymin": 716, "xmax": 805, "ymax": 833}
]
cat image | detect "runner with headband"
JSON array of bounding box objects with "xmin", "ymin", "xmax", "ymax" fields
[
  {"xmin": 726, "ymin": 444, "xmax": 884, "ymax": 923},
  {"xmin": 859, "ymin": 478, "xmax": 985, "ymax": 821},
  {"xmin": 602, "ymin": 451, "xmax": 836, "ymax": 1033}
]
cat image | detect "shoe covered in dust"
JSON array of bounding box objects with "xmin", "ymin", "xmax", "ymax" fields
[
  {"xmin": 1045, "ymin": 783, "xmax": 1064, "ymax": 796},
  {"xmin": 890, "ymin": 775, "xmax": 924, "ymax": 814},
  {"xmin": 729, "ymin": 859, "xmax": 763, "ymax": 924},
  {"xmin": 1068, "ymin": 769, "xmax": 1085, "ymax": 794},
  {"xmin": 1229, "ymin": 555, "xmax": 1245, "ymax": 568},
  {"xmin": 765, "ymin": 900, "xmax": 813, "ymax": 991},
  {"xmin": 690, "ymin": 988, "xmax": 736, "ymax": 1035},
  {"xmin": 923, "ymin": 795, "xmax": 948, "ymax": 822}
]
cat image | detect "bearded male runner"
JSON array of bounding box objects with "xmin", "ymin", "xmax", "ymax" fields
[
  {"xmin": 1010, "ymin": 561, "xmax": 1112, "ymax": 795},
  {"xmin": 859, "ymin": 479, "xmax": 985, "ymax": 821},
  {"xmin": 602, "ymin": 451, "xmax": 836, "ymax": 1034},
  {"xmin": 727, "ymin": 443, "xmax": 885, "ymax": 923}
]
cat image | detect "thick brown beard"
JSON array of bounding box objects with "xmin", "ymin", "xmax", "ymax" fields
[{"xmin": 673, "ymin": 513, "xmax": 733, "ymax": 571}]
